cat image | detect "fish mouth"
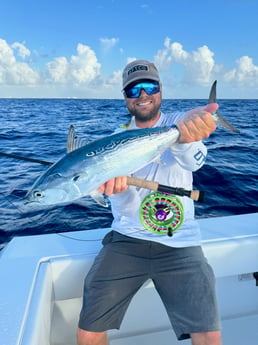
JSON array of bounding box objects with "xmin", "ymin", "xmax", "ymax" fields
[
  {"xmin": 23, "ymin": 201, "xmax": 43, "ymax": 208},
  {"xmin": 24, "ymin": 198, "xmax": 41, "ymax": 206}
]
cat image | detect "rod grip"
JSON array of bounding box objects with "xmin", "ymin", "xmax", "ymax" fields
[
  {"xmin": 126, "ymin": 176, "xmax": 205, "ymax": 202},
  {"xmin": 126, "ymin": 176, "xmax": 159, "ymax": 191}
]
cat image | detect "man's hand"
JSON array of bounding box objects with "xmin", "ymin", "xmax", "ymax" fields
[
  {"xmin": 98, "ymin": 176, "xmax": 128, "ymax": 196},
  {"xmin": 177, "ymin": 103, "xmax": 218, "ymax": 143}
]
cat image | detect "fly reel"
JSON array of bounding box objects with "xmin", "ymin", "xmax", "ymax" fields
[{"xmin": 139, "ymin": 192, "xmax": 184, "ymax": 237}]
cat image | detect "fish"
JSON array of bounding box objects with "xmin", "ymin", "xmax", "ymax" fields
[
  {"xmin": 25, "ymin": 125, "xmax": 183, "ymax": 206},
  {"xmin": 25, "ymin": 81, "xmax": 240, "ymax": 207}
]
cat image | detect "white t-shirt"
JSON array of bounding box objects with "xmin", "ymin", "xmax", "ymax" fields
[{"xmin": 109, "ymin": 112, "xmax": 207, "ymax": 247}]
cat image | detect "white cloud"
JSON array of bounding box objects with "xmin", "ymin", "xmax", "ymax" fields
[
  {"xmin": 107, "ymin": 69, "xmax": 122, "ymax": 85},
  {"xmin": 125, "ymin": 57, "xmax": 137, "ymax": 65},
  {"xmin": 70, "ymin": 43, "xmax": 101, "ymax": 84},
  {"xmin": 47, "ymin": 57, "xmax": 69, "ymax": 83},
  {"xmin": 187, "ymin": 45, "xmax": 215, "ymax": 84},
  {"xmin": 100, "ymin": 37, "xmax": 119, "ymax": 53},
  {"xmin": 154, "ymin": 40, "xmax": 173, "ymax": 70},
  {"xmin": 224, "ymin": 55, "xmax": 258, "ymax": 86},
  {"xmin": 170, "ymin": 41, "xmax": 188, "ymax": 63},
  {"xmin": 154, "ymin": 38, "xmax": 216, "ymax": 85},
  {"xmin": 11, "ymin": 42, "xmax": 31, "ymax": 58},
  {"xmin": 47, "ymin": 43, "xmax": 101, "ymax": 85},
  {"xmin": 0, "ymin": 37, "xmax": 257, "ymax": 97},
  {"xmin": 0, "ymin": 39, "xmax": 40, "ymax": 85},
  {"xmin": 0, "ymin": 39, "xmax": 16, "ymax": 66}
]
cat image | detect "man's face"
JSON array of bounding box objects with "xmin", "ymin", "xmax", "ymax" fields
[{"xmin": 124, "ymin": 81, "xmax": 162, "ymax": 124}]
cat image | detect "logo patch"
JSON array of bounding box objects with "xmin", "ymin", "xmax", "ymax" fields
[{"xmin": 127, "ymin": 64, "xmax": 148, "ymax": 76}]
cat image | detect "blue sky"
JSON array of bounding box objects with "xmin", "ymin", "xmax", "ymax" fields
[{"xmin": 0, "ymin": 0, "xmax": 258, "ymax": 98}]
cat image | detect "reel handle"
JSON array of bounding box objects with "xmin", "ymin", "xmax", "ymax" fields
[{"xmin": 127, "ymin": 176, "xmax": 205, "ymax": 203}]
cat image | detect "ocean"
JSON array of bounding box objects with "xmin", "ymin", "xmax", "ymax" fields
[{"xmin": 0, "ymin": 98, "xmax": 257, "ymax": 247}]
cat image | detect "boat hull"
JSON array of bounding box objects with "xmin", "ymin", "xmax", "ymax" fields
[{"xmin": 0, "ymin": 213, "xmax": 258, "ymax": 345}]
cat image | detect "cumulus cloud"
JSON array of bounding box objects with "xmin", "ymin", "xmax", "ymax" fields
[
  {"xmin": 155, "ymin": 37, "xmax": 258, "ymax": 90},
  {"xmin": 0, "ymin": 39, "xmax": 40, "ymax": 85},
  {"xmin": 224, "ymin": 56, "xmax": 258, "ymax": 86},
  {"xmin": 0, "ymin": 37, "xmax": 257, "ymax": 97},
  {"xmin": 106, "ymin": 69, "xmax": 122, "ymax": 86},
  {"xmin": 47, "ymin": 57, "xmax": 69, "ymax": 83},
  {"xmin": 154, "ymin": 37, "xmax": 216, "ymax": 85},
  {"xmin": 47, "ymin": 43, "xmax": 101, "ymax": 85},
  {"xmin": 125, "ymin": 57, "xmax": 137, "ymax": 65},
  {"xmin": 100, "ymin": 37, "xmax": 119, "ymax": 54},
  {"xmin": 11, "ymin": 42, "xmax": 31, "ymax": 58}
]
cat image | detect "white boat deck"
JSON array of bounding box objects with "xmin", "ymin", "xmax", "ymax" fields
[{"xmin": 0, "ymin": 213, "xmax": 258, "ymax": 345}]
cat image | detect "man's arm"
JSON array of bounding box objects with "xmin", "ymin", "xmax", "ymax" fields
[{"xmin": 99, "ymin": 103, "xmax": 218, "ymax": 195}]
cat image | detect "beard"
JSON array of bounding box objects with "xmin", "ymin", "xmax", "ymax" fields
[{"xmin": 128, "ymin": 98, "xmax": 162, "ymax": 123}]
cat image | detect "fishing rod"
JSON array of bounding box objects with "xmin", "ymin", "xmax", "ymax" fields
[
  {"xmin": 127, "ymin": 177, "xmax": 205, "ymax": 202},
  {"xmin": 0, "ymin": 151, "xmax": 52, "ymax": 166},
  {"xmin": 0, "ymin": 151, "xmax": 205, "ymax": 202}
]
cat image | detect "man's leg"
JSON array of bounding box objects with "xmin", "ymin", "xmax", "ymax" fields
[
  {"xmin": 191, "ymin": 330, "xmax": 222, "ymax": 345},
  {"xmin": 77, "ymin": 329, "xmax": 223, "ymax": 345},
  {"xmin": 77, "ymin": 232, "xmax": 151, "ymax": 345},
  {"xmin": 77, "ymin": 329, "xmax": 108, "ymax": 345},
  {"xmin": 152, "ymin": 245, "xmax": 221, "ymax": 341}
]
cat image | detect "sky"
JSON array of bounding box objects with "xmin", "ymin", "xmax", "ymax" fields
[{"xmin": 0, "ymin": 0, "xmax": 258, "ymax": 99}]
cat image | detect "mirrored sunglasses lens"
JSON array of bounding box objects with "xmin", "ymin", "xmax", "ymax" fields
[
  {"xmin": 144, "ymin": 84, "xmax": 159, "ymax": 95},
  {"xmin": 126, "ymin": 86, "xmax": 141, "ymax": 98},
  {"xmin": 125, "ymin": 82, "xmax": 159, "ymax": 98}
]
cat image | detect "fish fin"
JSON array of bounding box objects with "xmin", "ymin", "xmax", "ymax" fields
[
  {"xmin": 90, "ymin": 190, "xmax": 109, "ymax": 207},
  {"xmin": 208, "ymin": 80, "xmax": 240, "ymax": 134},
  {"xmin": 208, "ymin": 80, "xmax": 217, "ymax": 104},
  {"xmin": 67, "ymin": 125, "xmax": 89, "ymax": 153}
]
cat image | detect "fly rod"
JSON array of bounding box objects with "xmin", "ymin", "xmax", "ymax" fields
[{"xmin": 127, "ymin": 177, "xmax": 205, "ymax": 202}]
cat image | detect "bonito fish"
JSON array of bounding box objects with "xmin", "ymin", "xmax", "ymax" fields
[
  {"xmin": 25, "ymin": 81, "xmax": 239, "ymax": 207},
  {"xmin": 26, "ymin": 126, "xmax": 184, "ymax": 206}
]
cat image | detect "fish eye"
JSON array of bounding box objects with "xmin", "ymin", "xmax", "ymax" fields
[{"xmin": 33, "ymin": 190, "xmax": 44, "ymax": 198}]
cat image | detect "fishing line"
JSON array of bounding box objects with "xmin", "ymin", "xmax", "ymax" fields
[
  {"xmin": 0, "ymin": 151, "xmax": 53, "ymax": 166},
  {"xmin": 0, "ymin": 190, "xmax": 111, "ymax": 243},
  {"xmin": 56, "ymin": 232, "xmax": 104, "ymax": 242},
  {"xmin": 0, "ymin": 191, "xmax": 25, "ymax": 216},
  {"xmin": 0, "ymin": 188, "xmax": 159, "ymax": 243}
]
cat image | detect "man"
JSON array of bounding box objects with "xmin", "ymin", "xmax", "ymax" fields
[{"xmin": 77, "ymin": 60, "xmax": 222, "ymax": 345}]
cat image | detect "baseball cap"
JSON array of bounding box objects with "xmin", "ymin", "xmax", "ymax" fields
[{"xmin": 122, "ymin": 59, "xmax": 160, "ymax": 89}]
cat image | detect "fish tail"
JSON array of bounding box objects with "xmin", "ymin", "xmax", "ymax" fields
[
  {"xmin": 212, "ymin": 110, "xmax": 240, "ymax": 133},
  {"xmin": 208, "ymin": 80, "xmax": 240, "ymax": 134}
]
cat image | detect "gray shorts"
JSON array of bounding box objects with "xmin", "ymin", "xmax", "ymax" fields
[{"xmin": 78, "ymin": 231, "xmax": 221, "ymax": 340}]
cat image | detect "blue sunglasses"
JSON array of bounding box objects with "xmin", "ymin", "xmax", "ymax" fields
[{"xmin": 124, "ymin": 81, "xmax": 160, "ymax": 98}]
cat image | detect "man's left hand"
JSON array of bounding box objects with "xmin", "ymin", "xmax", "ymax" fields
[
  {"xmin": 177, "ymin": 103, "xmax": 218, "ymax": 143},
  {"xmin": 98, "ymin": 176, "xmax": 128, "ymax": 196}
]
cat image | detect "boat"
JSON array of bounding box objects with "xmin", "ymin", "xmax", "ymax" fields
[{"xmin": 0, "ymin": 212, "xmax": 258, "ymax": 345}]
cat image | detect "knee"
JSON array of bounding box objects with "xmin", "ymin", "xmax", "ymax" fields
[{"xmin": 76, "ymin": 328, "xmax": 108, "ymax": 345}]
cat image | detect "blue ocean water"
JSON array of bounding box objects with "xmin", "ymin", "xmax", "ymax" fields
[{"xmin": 0, "ymin": 98, "xmax": 257, "ymax": 247}]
